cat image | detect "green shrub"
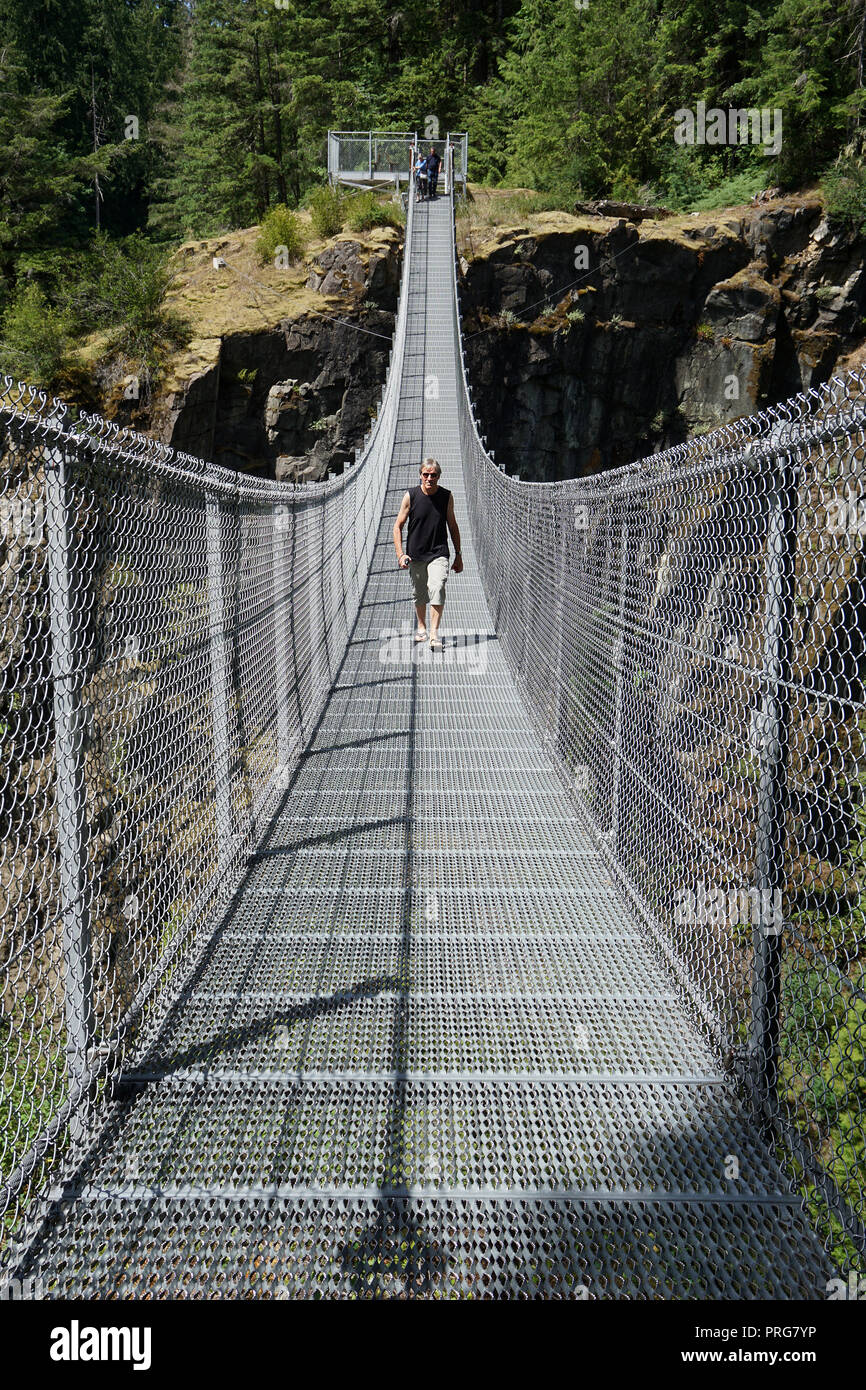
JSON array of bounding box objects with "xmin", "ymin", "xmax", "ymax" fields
[
  {"xmin": 780, "ymin": 960, "xmax": 844, "ymax": 1061},
  {"xmin": 657, "ymin": 147, "xmax": 767, "ymax": 213},
  {"xmin": 345, "ymin": 191, "xmax": 404, "ymax": 233},
  {"xmin": 822, "ymin": 158, "xmax": 866, "ymax": 233},
  {"xmin": 256, "ymin": 204, "xmax": 306, "ymax": 266},
  {"xmin": 779, "ymin": 967, "xmax": 866, "ymax": 1271},
  {"xmin": 610, "ymin": 170, "xmax": 644, "ymax": 203},
  {"xmin": 818, "ymin": 992, "xmax": 866, "ymax": 1117},
  {"xmin": 53, "ymin": 233, "xmax": 191, "ymax": 396},
  {"xmin": 801, "ymin": 1182, "xmax": 861, "ymax": 1277},
  {"xmin": 0, "ymin": 280, "xmax": 72, "ymax": 386},
  {"xmin": 307, "ymin": 185, "xmax": 347, "ymax": 238},
  {"xmin": 95, "ymin": 235, "xmax": 186, "ymax": 346},
  {"xmin": 0, "ymin": 1002, "xmax": 68, "ymax": 1192},
  {"xmin": 686, "ymin": 166, "xmax": 771, "ymax": 212}
]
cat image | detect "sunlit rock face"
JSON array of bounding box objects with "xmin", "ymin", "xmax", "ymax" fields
[
  {"xmin": 460, "ymin": 199, "xmax": 866, "ymax": 479},
  {"xmin": 152, "ymin": 229, "xmax": 403, "ymax": 482},
  {"xmin": 156, "ymin": 198, "xmax": 865, "ymax": 486}
]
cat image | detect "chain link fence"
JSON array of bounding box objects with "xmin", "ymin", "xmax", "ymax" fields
[
  {"xmin": 327, "ymin": 130, "xmax": 417, "ymax": 186},
  {"xmin": 0, "ymin": 191, "xmax": 414, "ymax": 1250},
  {"xmin": 327, "ymin": 131, "xmax": 467, "ymax": 195},
  {"xmin": 452, "ymin": 199, "xmax": 866, "ymax": 1276}
]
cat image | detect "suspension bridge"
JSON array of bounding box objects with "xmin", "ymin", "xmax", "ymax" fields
[{"xmin": 0, "ymin": 146, "xmax": 863, "ymax": 1299}]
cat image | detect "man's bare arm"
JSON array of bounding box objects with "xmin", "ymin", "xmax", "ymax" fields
[
  {"xmin": 447, "ymin": 495, "xmax": 463, "ymax": 572},
  {"xmin": 393, "ymin": 492, "xmax": 411, "ymax": 565}
]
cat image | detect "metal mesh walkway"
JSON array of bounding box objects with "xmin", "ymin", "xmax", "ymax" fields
[{"xmin": 1, "ymin": 186, "xmax": 846, "ymax": 1299}]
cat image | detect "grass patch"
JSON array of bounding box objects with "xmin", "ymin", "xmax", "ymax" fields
[
  {"xmin": 0, "ymin": 1001, "xmax": 68, "ymax": 1242},
  {"xmin": 814, "ymin": 284, "xmax": 840, "ymax": 306},
  {"xmin": 506, "ymin": 191, "xmax": 576, "ymax": 217}
]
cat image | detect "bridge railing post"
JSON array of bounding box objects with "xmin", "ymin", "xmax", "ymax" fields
[
  {"xmin": 556, "ymin": 488, "xmax": 576, "ymax": 762},
  {"xmin": 750, "ymin": 441, "xmax": 799, "ymax": 1122},
  {"xmin": 273, "ymin": 497, "xmax": 294, "ymax": 790},
  {"xmin": 206, "ymin": 486, "xmax": 235, "ymax": 876},
  {"xmin": 607, "ymin": 511, "xmax": 629, "ymax": 851},
  {"xmin": 44, "ymin": 420, "xmax": 93, "ymax": 1142}
]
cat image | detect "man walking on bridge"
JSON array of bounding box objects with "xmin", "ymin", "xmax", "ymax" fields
[{"xmin": 393, "ymin": 458, "xmax": 463, "ymax": 650}]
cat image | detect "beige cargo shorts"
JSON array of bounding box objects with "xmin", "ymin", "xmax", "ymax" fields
[{"xmin": 409, "ymin": 555, "xmax": 450, "ymax": 606}]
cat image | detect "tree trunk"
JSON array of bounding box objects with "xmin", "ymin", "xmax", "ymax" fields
[
  {"xmin": 267, "ymin": 44, "xmax": 288, "ymax": 205},
  {"xmin": 252, "ymin": 29, "xmax": 270, "ymax": 215},
  {"xmin": 91, "ymin": 62, "xmax": 101, "ymax": 232}
]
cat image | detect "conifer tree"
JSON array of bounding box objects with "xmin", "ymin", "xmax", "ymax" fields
[{"xmin": 0, "ymin": 41, "xmax": 83, "ymax": 303}]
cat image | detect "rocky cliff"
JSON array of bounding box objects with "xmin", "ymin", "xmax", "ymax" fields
[
  {"xmin": 117, "ymin": 221, "xmax": 404, "ymax": 482},
  {"xmin": 117, "ymin": 191, "xmax": 866, "ymax": 486},
  {"xmin": 458, "ymin": 194, "xmax": 866, "ymax": 479}
]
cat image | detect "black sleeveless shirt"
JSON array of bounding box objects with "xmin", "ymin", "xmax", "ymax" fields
[{"xmin": 406, "ymin": 485, "xmax": 450, "ymax": 562}]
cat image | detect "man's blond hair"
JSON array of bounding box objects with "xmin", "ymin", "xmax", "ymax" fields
[{"xmin": 421, "ymin": 457, "xmax": 441, "ymax": 476}]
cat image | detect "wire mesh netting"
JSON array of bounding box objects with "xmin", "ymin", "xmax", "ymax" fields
[
  {"xmin": 327, "ymin": 132, "xmax": 465, "ymax": 193},
  {"xmin": 0, "ymin": 220, "xmax": 407, "ymax": 1246},
  {"xmin": 455, "ymin": 207, "xmax": 866, "ymax": 1272},
  {"xmin": 328, "ymin": 131, "xmax": 417, "ymax": 182}
]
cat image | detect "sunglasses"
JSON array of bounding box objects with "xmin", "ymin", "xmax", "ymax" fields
[{"xmin": 421, "ymin": 471, "xmax": 439, "ymax": 478}]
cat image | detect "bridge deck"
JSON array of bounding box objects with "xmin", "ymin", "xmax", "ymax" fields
[{"xmin": 14, "ymin": 197, "xmax": 832, "ymax": 1298}]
